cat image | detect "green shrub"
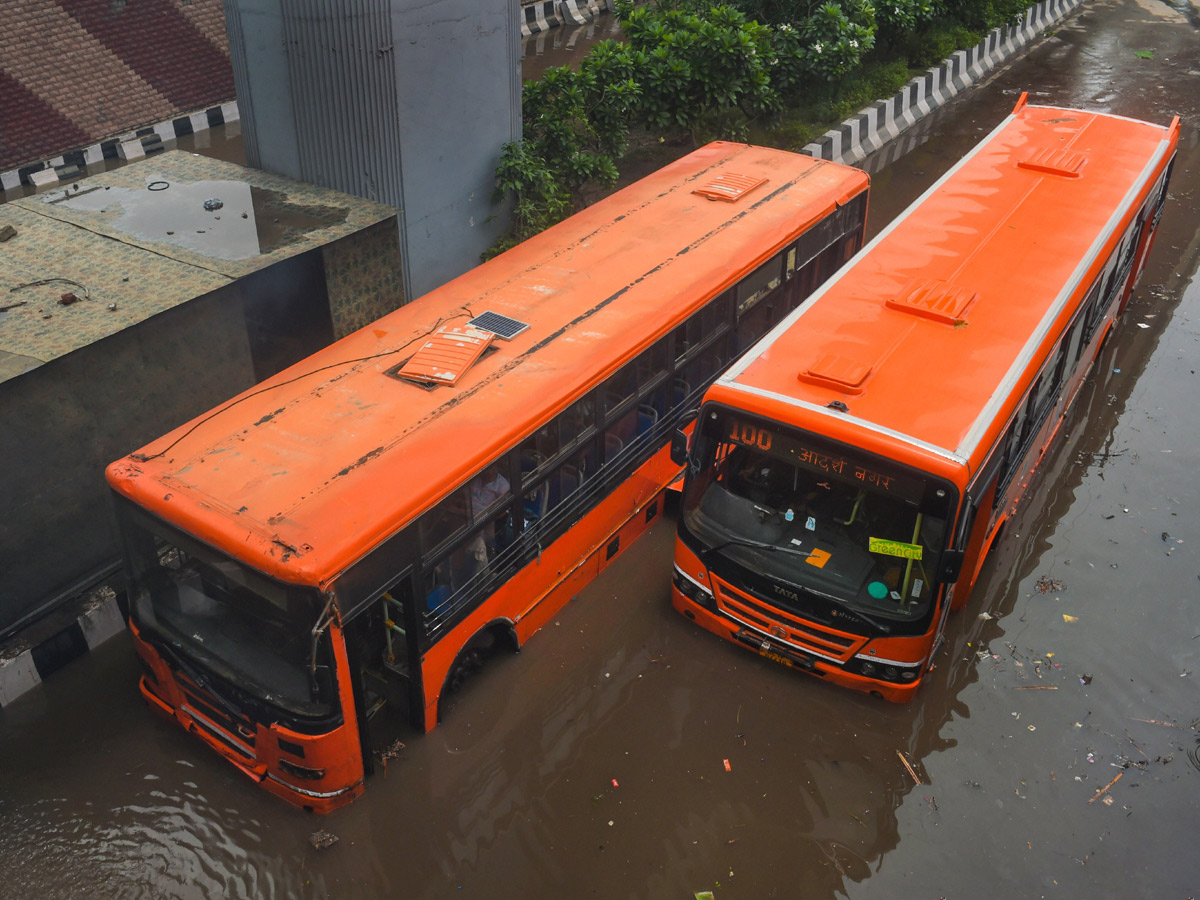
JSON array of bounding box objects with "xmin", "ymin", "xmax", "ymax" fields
[{"xmin": 490, "ymin": 0, "xmax": 1037, "ymax": 256}]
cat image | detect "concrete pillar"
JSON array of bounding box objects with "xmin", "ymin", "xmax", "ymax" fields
[{"xmin": 223, "ymin": 0, "xmax": 522, "ymax": 301}]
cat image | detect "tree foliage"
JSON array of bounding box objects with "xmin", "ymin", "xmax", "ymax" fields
[{"xmin": 491, "ymin": 0, "xmax": 1043, "ymax": 253}]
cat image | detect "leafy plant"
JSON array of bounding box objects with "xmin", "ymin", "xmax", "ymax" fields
[
  {"xmin": 623, "ymin": 5, "xmax": 781, "ymax": 136},
  {"xmin": 490, "ymin": 140, "xmax": 571, "ymax": 253},
  {"xmin": 493, "ymin": 0, "xmax": 1039, "ymax": 256}
]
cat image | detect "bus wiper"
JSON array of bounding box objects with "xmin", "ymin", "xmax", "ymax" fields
[
  {"xmin": 309, "ymin": 597, "xmax": 335, "ymax": 701},
  {"xmin": 700, "ymin": 535, "xmax": 814, "ymax": 562},
  {"xmin": 156, "ymin": 639, "xmax": 250, "ymax": 721},
  {"xmin": 830, "ymin": 602, "xmax": 891, "ymax": 635}
]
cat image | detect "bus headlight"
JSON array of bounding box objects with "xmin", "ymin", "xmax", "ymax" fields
[
  {"xmin": 848, "ymin": 657, "xmax": 920, "ymax": 683},
  {"xmin": 673, "ymin": 569, "xmax": 715, "ymax": 611},
  {"xmin": 279, "ymin": 759, "xmax": 327, "ymax": 781}
]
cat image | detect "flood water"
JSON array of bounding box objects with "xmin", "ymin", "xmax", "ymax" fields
[
  {"xmin": 521, "ymin": 10, "xmax": 624, "ymax": 82},
  {"xmin": 2, "ymin": 0, "xmax": 1198, "ymax": 897}
]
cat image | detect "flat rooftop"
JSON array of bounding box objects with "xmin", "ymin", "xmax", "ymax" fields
[{"xmin": 0, "ymin": 151, "xmax": 397, "ymax": 383}]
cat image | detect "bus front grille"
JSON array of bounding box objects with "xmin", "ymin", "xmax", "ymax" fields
[{"xmin": 713, "ymin": 579, "xmax": 865, "ymax": 662}]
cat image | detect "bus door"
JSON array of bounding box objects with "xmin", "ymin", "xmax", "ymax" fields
[{"xmin": 345, "ymin": 569, "xmax": 426, "ymax": 740}]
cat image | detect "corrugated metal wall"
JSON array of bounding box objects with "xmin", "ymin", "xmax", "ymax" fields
[
  {"xmin": 281, "ymin": 0, "xmax": 404, "ymax": 206},
  {"xmin": 224, "ymin": 0, "xmax": 521, "ymax": 301}
]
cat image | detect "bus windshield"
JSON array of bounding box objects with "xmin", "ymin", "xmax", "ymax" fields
[
  {"xmin": 121, "ymin": 510, "xmax": 334, "ymax": 718},
  {"xmin": 682, "ymin": 411, "xmax": 953, "ymax": 623}
]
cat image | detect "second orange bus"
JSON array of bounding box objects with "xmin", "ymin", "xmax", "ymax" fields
[{"xmin": 670, "ymin": 98, "xmax": 1178, "ymax": 700}]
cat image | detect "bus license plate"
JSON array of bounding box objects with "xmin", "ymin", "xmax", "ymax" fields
[{"xmin": 758, "ymin": 641, "xmax": 814, "ymax": 671}]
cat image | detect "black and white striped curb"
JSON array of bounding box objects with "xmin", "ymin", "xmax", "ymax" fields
[
  {"xmin": 560, "ymin": 0, "xmax": 612, "ymax": 26},
  {"xmin": 521, "ymin": 1, "xmax": 563, "ymax": 36},
  {"xmin": 1, "ymin": 100, "xmax": 239, "ymax": 195},
  {"xmin": 803, "ymin": 0, "xmax": 1085, "ymax": 166},
  {"xmin": 0, "ymin": 591, "xmax": 125, "ymax": 708},
  {"xmin": 521, "ymin": 0, "xmax": 612, "ymax": 36}
]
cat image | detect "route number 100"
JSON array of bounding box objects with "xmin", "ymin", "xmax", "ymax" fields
[{"xmin": 729, "ymin": 420, "xmax": 773, "ymax": 450}]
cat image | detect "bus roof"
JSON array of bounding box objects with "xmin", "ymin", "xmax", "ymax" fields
[
  {"xmin": 108, "ymin": 142, "xmax": 867, "ymax": 585},
  {"xmin": 716, "ymin": 104, "xmax": 1177, "ymax": 477}
]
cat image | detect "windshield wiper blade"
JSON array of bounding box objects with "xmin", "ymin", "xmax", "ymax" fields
[
  {"xmin": 700, "ymin": 534, "xmax": 814, "ymax": 563},
  {"xmin": 154, "ymin": 639, "xmax": 251, "ymax": 721},
  {"xmin": 834, "ymin": 604, "xmax": 891, "ymax": 635}
]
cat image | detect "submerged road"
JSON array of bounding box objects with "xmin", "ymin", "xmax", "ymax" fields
[{"xmin": 1, "ymin": 0, "xmax": 1198, "ymax": 896}]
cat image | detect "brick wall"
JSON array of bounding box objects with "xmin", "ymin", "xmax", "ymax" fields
[{"xmin": 0, "ymin": 0, "xmax": 234, "ymax": 172}]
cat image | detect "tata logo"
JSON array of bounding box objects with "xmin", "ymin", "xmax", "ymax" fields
[
  {"xmin": 772, "ymin": 584, "xmax": 799, "ymax": 602},
  {"xmin": 769, "ymin": 624, "xmax": 788, "ymax": 639}
]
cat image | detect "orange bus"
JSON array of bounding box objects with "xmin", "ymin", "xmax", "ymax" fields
[
  {"xmin": 106, "ymin": 142, "xmax": 869, "ymax": 811},
  {"xmin": 670, "ymin": 98, "xmax": 1178, "ymax": 702}
]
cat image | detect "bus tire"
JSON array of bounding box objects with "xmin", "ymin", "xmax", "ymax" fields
[{"xmin": 441, "ymin": 621, "xmax": 515, "ymax": 699}]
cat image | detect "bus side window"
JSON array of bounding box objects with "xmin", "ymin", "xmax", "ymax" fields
[
  {"xmin": 605, "ymin": 408, "xmax": 638, "ymax": 462},
  {"xmin": 423, "ymin": 562, "xmax": 454, "ymax": 612},
  {"xmin": 1060, "ymin": 316, "xmax": 1089, "ymax": 374},
  {"xmin": 469, "ymin": 461, "xmax": 515, "ymax": 556},
  {"xmin": 1055, "ymin": 318, "xmax": 1084, "ymax": 386},
  {"xmin": 736, "ymin": 255, "xmax": 782, "ymax": 317},
  {"xmin": 1026, "ymin": 368, "xmax": 1057, "ymax": 433},
  {"xmin": 687, "ymin": 332, "xmax": 734, "ymax": 389},
  {"xmin": 995, "ymin": 403, "xmax": 1028, "ymax": 495},
  {"xmin": 633, "ymin": 342, "xmax": 669, "ymax": 394},
  {"xmin": 522, "ymin": 423, "xmax": 559, "ymax": 463},
  {"xmin": 604, "ymin": 361, "xmax": 638, "ymax": 416},
  {"xmin": 672, "ymin": 321, "xmax": 692, "ymax": 366},
  {"xmin": 419, "ymin": 487, "xmax": 472, "ymax": 554},
  {"xmin": 1080, "ymin": 278, "xmax": 1106, "ymax": 344},
  {"xmin": 559, "ymin": 395, "xmax": 596, "ymax": 446}
]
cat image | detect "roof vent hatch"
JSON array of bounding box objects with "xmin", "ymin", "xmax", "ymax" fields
[
  {"xmin": 1017, "ymin": 148, "xmax": 1087, "ymax": 178},
  {"xmin": 886, "ymin": 278, "xmax": 977, "ymax": 326},
  {"xmin": 798, "ymin": 353, "xmax": 873, "ymax": 394},
  {"xmin": 693, "ymin": 173, "xmax": 768, "ymax": 202},
  {"xmin": 392, "ymin": 326, "xmax": 493, "ymax": 387}
]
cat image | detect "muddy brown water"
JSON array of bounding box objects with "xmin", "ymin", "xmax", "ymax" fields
[
  {"xmin": 521, "ymin": 11, "xmax": 624, "ymax": 83},
  {"xmin": 2, "ymin": 0, "xmax": 1199, "ymax": 897}
]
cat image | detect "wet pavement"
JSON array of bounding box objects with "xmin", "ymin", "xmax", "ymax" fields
[{"xmin": 1, "ymin": 0, "xmax": 1198, "ymax": 897}]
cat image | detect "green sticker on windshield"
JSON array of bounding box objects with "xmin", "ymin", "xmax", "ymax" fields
[{"xmin": 868, "ymin": 537, "xmax": 923, "ymax": 560}]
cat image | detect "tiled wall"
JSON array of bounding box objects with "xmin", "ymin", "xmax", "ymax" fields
[
  {"xmin": 0, "ymin": 0, "xmax": 234, "ymax": 173},
  {"xmin": 323, "ymin": 218, "xmax": 408, "ymax": 339}
]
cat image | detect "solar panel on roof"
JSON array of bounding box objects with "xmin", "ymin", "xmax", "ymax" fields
[{"xmin": 467, "ymin": 310, "xmax": 530, "ymax": 341}]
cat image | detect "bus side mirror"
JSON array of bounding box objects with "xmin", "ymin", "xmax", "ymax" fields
[
  {"xmin": 670, "ymin": 429, "xmax": 689, "ymax": 466},
  {"xmin": 939, "ymin": 549, "xmax": 965, "ymax": 583}
]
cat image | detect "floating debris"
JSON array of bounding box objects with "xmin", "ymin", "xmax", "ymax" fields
[
  {"xmin": 1088, "ymin": 772, "xmax": 1123, "ymax": 804},
  {"xmin": 309, "ymin": 829, "xmax": 339, "ymax": 850},
  {"xmin": 375, "ymin": 738, "xmax": 406, "ymax": 766},
  {"xmin": 897, "ymin": 750, "xmax": 922, "ymax": 785},
  {"xmin": 1035, "ymin": 575, "xmax": 1065, "ymax": 594}
]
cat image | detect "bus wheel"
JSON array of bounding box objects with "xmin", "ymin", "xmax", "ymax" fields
[
  {"xmin": 445, "ymin": 648, "xmax": 483, "ymax": 693},
  {"xmin": 444, "ymin": 630, "xmax": 497, "ymax": 694}
]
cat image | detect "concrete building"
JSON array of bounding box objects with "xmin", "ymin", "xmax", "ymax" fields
[
  {"xmin": 0, "ymin": 151, "xmax": 402, "ymax": 642},
  {"xmin": 222, "ymin": 0, "xmax": 523, "ymax": 300}
]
